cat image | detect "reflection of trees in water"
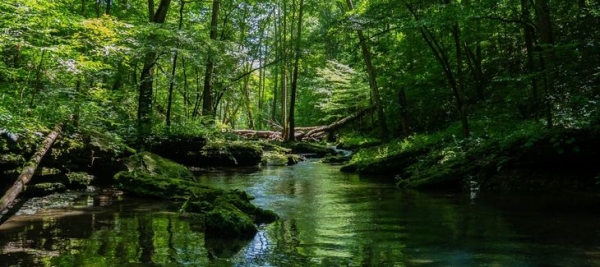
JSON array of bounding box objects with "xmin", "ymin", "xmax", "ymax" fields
[
  {"xmin": 137, "ymin": 214, "xmax": 154, "ymax": 263},
  {"xmin": 0, "ymin": 210, "xmax": 213, "ymax": 266}
]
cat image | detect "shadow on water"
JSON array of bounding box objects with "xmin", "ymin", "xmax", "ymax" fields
[{"xmin": 1, "ymin": 161, "xmax": 600, "ymax": 266}]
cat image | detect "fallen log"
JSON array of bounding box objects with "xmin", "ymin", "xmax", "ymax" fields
[
  {"xmin": 232, "ymin": 130, "xmax": 282, "ymax": 139},
  {"xmin": 297, "ymin": 106, "xmax": 374, "ymax": 140},
  {"xmin": 0, "ymin": 122, "xmax": 64, "ymax": 213}
]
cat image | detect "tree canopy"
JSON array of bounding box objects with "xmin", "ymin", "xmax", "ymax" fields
[{"xmin": 1, "ymin": 0, "xmax": 598, "ymax": 141}]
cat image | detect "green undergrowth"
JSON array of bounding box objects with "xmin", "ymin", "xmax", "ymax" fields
[
  {"xmin": 343, "ymin": 119, "xmax": 600, "ymax": 191},
  {"xmin": 336, "ymin": 135, "xmax": 382, "ymax": 150}
]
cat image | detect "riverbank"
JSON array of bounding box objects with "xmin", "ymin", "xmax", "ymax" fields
[
  {"xmin": 0, "ymin": 127, "xmax": 341, "ymax": 238},
  {"xmin": 340, "ymin": 122, "xmax": 600, "ymax": 192}
]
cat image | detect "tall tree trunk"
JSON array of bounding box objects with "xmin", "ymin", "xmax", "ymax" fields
[
  {"xmin": 138, "ymin": 0, "xmax": 171, "ymax": 139},
  {"xmin": 242, "ymin": 67, "xmax": 255, "ymax": 129},
  {"xmin": 0, "ymin": 122, "xmax": 64, "ymax": 213},
  {"xmin": 464, "ymin": 42, "xmax": 485, "ymax": 101},
  {"xmin": 451, "ymin": 23, "xmax": 469, "ymax": 137},
  {"xmin": 398, "ymin": 87, "xmax": 410, "ymax": 137},
  {"xmin": 192, "ymin": 66, "xmax": 202, "ymax": 118},
  {"xmin": 182, "ymin": 57, "xmax": 189, "ymax": 118},
  {"xmin": 96, "ymin": 0, "xmax": 101, "ymax": 17},
  {"xmin": 202, "ymin": 0, "xmax": 219, "ymax": 122},
  {"xmin": 29, "ymin": 49, "xmax": 46, "ymax": 108},
  {"xmin": 521, "ymin": 0, "xmax": 541, "ymax": 117},
  {"xmin": 534, "ymin": 0, "xmax": 555, "ymax": 128},
  {"xmin": 405, "ymin": 2, "xmax": 469, "ymax": 137},
  {"xmin": 166, "ymin": 51, "xmax": 178, "ymax": 128},
  {"xmin": 287, "ymin": 0, "xmax": 304, "ymax": 142},
  {"xmin": 271, "ymin": 8, "xmax": 280, "ymax": 124},
  {"xmin": 106, "ymin": 0, "xmax": 112, "ymax": 15},
  {"xmin": 280, "ymin": 2, "xmax": 289, "ymax": 140},
  {"xmin": 166, "ymin": 0, "xmax": 185, "ymax": 128},
  {"xmin": 345, "ymin": 0, "xmax": 389, "ymax": 138}
]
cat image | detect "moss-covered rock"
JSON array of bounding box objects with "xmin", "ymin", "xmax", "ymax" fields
[
  {"xmin": 320, "ymin": 155, "xmax": 352, "ymax": 164},
  {"xmin": 148, "ymin": 137, "xmax": 263, "ymax": 167},
  {"xmin": 200, "ymin": 142, "xmax": 263, "ymax": 167},
  {"xmin": 262, "ymin": 151, "xmax": 303, "ymax": 166},
  {"xmin": 205, "ymin": 198, "xmax": 257, "ymax": 238},
  {"xmin": 115, "ymin": 152, "xmax": 278, "ymax": 238},
  {"xmin": 44, "ymin": 130, "xmax": 134, "ymax": 182}
]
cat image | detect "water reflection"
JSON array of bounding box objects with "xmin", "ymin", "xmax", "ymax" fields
[
  {"xmin": 0, "ymin": 199, "xmax": 211, "ymax": 266},
  {"xmin": 1, "ymin": 162, "xmax": 600, "ymax": 266},
  {"xmin": 198, "ymin": 161, "xmax": 600, "ymax": 266}
]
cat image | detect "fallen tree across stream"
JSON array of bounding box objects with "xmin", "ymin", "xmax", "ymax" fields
[
  {"xmin": 0, "ymin": 122, "xmax": 64, "ymax": 214},
  {"xmin": 232, "ymin": 106, "xmax": 374, "ymax": 141}
]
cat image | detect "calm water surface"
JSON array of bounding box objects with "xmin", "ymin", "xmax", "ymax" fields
[{"xmin": 1, "ymin": 160, "xmax": 600, "ymax": 266}]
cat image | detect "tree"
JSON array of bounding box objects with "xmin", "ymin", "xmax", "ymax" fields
[
  {"xmin": 201, "ymin": 0, "xmax": 220, "ymax": 123},
  {"xmin": 287, "ymin": 0, "xmax": 305, "ymax": 141},
  {"xmin": 138, "ymin": 0, "xmax": 172, "ymax": 139},
  {"xmin": 344, "ymin": 0, "xmax": 389, "ymax": 138}
]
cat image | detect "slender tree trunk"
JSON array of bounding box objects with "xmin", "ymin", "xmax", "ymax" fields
[
  {"xmin": 464, "ymin": 42, "xmax": 485, "ymax": 101},
  {"xmin": 96, "ymin": 0, "xmax": 101, "ymax": 17},
  {"xmin": 345, "ymin": 0, "xmax": 388, "ymax": 138},
  {"xmin": 29, "ymin": 49, "xmax": 46, "ymax": 108},
  {"xmin": 534, "ymin": 0, "xmax": 555, "ymax": 128},
  {"xmin": 166, "ymin": 0, "xmax": 185, "ymax": 128},
  {"xmin": 166, "ymin": 51, "xmax": 178, "ymax": 128},
  {"xmin": 405, "ymin": 2, "xmax": 469, "ymax": 137},
  {"xmin": 0, "ymin": 122, "xmax": 64, "ymax": 213},
  {"xmin": 192, "ymin": 66, "xmax": 202, "ymax": 118},
  {"xmin": 398, "ymin": 87, "xmax": 410, "ymax": 137},
  {"xmin": 451, "ymin": 23, "xmax": 469, "ymax": 137},
  {"xmin": 106, "ymin": 0, "xmax": 112, "ymax": 15},
  {"xmin": 242, "ymin": 66, "xmax": 255, "ymax": 129},
  {"xmin": 521, "ymin": 0, "xmax": 541, "ymax": 118},
  {"xmin": 202, "ymin": 0, "xmax": 219, "ymax": 122},
  {"xmin": 182, "ymin": 57, "xmax": 189, "ymax": 118},
  {"xmin": 271, "ymin": 9, "xmax": 280, "ymax": 123},
  {"xmin": 287, "ymin": 0, "xmax": 304, "ymax": 142},
  {"xmin": 280, "ymin": 2, "xmax": 289, "ymax": 140},
  {"xmin": 138, "ymin": 0, "xmax": 171, "ymax": 139}
]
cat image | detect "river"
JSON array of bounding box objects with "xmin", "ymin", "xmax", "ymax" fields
[{"xmin": 1, "ymin": 160, "xmax": 600, "ymax": 266}]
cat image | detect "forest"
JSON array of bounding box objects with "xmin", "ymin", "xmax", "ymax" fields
[{"xmin": 1, "ymin": 0, "xmax": 600, "ymax": 248}]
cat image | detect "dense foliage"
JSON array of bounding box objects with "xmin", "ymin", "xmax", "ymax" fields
[{"xmin": 1, "ymin": 0, "xmax": 598, "ymax": 145}]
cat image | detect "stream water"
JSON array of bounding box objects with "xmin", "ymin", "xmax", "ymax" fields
[{"xmin": 1, "ymin": 161, "xmax": 600, "ymax": 266}]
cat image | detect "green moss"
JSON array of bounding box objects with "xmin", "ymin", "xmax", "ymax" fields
[
  {"xmin": 25, "ymin": 182, "xmax": 66, "ymax": 196},
  {"xmin": 124, "ymin": 151, "xmax": 194, "ymax": 181},
  {"xmin": 0, "ymin": 153, "xmax": 25, "ymax": 166},
  {"xmin": 337, "ymin": 135, "xmax": 382, "ymax": 150},
  {"xmin": 114, "ymin": 152, "xmax": 278, "ymax": 238},
  {"xmin": 205, "ymin": 197, "xmax": 258, "ymax": 238},
  {"xmin": 65, "ymin": 172, "xmax": 94, "ymax": 188},
  {"xmin": 262, "ymin": 151, "xmax": 290, "ymax": 166},
  {"xmin": 320, "ymin": 155, "xmax": 351, "ymax": 164}
]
